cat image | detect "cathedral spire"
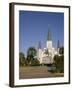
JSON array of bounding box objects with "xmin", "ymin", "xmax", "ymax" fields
[
  {"xmin": 38, "ymin": 41, "xmax": 41, "ymax": 49},
  {"xmin": 47, "ymin": 26, "xmax": 52, "ymax": 41},
  {"xmin": 57, "ymin": 40, "xmax": 60, "ymax": 49}
]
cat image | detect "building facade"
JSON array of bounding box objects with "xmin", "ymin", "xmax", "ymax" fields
[{"xmin": 37, "ymin": 30, "xmax": 60, "ymax": 64}]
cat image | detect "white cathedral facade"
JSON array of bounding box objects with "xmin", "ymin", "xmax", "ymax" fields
[{"xmin": 37, "ymin": 30, "xmax": 60, "ymax": 64}]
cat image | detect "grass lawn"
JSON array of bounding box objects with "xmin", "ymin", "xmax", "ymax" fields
[{"xmin": 19, "ymin": 66, "xmax": 64, "ymax": 79}]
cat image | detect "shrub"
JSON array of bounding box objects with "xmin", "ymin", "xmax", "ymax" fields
[{"xmin": 31, "ymin": 59, "xmax": 40, "ymax": 66}]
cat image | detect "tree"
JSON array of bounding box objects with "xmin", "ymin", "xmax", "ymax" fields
[
  {"xmin": 53, "ymin": 55, "xmax": 64, "ymax": 73},
  {"xmin": 19, "ymin": 52, "xmax": 26, "ymax": 66},
  {"xmin": 53, "ymin": 55, "xmax": 60, "ymax": 72},
  {"xmin": 27, "ymin": 47, "xmax": 37, "ymax": 64},
  {"xmin": 31, "ymin": 59, "xmax": 40, "ymax": 66},
  {"xmin": 59, "ymin": 55, "xmax": 64, "ymax": 73}
]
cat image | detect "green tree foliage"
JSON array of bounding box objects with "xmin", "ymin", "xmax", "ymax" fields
[
  {"xmin": 26, "ymin": 55, "xmax": 33, "ymax": 64},
  {"xmin": 19, "ymin": 52, "xmax": 28, "ymax": 66},
  {"xmin": 59, "ymin": 55, "xmax": 64, "ymax": 73},
  {"xmin": 31, "ymin": 59, "xmax": 40, "ymax": 66},
  {"xmin": 53, "ymin": 46, "xmax": 64, "ymax": 73},
  {"xmin": 27, "ymin": 47, "xmax": 37, "ymax": 64},
  {"xmin": 53, "ymin": 55, "xmax": 64, "ymax": 73},
  {"xmin": 27, "ymin": 47, "xmax": 37, "ymax": 56}
]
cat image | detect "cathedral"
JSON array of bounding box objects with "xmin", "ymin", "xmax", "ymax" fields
[{"xmin": 37, "ymin": 30, "xmax": 60, "ymax": 64}]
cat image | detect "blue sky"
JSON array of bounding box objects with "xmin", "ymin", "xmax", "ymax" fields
[{"xmin": 19, "ymin": 11, "xmax": 64, "ymax": 56}]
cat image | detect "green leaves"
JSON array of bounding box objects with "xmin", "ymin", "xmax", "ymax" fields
[
  {"xmin": 19, "ymin": 47, "xmax": 40, "ymax": 66},
  {"xmin": 27, "ymin": 47, "xmax": 37, "ymax": 64},
  {"xmin": 19, "ymin": 52, "xmax": 26, "ymax": 66},
  {"xmin": 31, "ymin": 59, "xmax": 40, "ymax": 66},
  {"xmin": 53, "ymin": 55, "xmax": 64, "ymax": 73},
  {"xmin": 27, "ymin": 47, "xmax": 37, "ymax": 57}
]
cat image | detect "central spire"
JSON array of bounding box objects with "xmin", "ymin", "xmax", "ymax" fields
[{"xmin": 47, "ymin": 25, "xmax": 52, "ymax": 41}]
